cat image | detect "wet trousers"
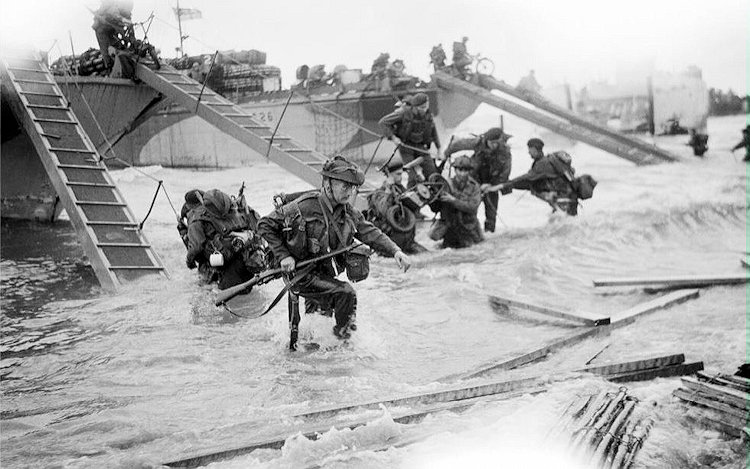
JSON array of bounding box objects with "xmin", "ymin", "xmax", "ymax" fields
[
  {"xmin": 482, "ymin": 191, "xmax": 499, "ymax": 232},
  {"xmin": 293, "ymin": 272, "xmax": 357, "ymax": 328},
  {"xmin": 399, "ymin": 146, "xmax": 437, "ymax": 188}
]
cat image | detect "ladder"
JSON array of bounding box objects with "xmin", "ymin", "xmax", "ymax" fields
[
  {"xmin": 0, "ymin": 51, "xmax": 168, "ymax": 291},
  {"xmin": 134, "ymin": 63, "xmax": 378, "ymax": 195},
  {"xmin": 433, "ymin": 72, "xmax": 680, "ymax": 165}
]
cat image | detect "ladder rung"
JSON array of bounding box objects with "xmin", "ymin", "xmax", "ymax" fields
[
  {"xmin": 263, "ymin": 136, "xmax": 291, "ymax": 141},
  {"xmin": 205, "ymin": 102, "xmax": 234, "ymax": 107},
  {"xmin": 241, "ymin": 125, "xmax": 270, "ymax": 130},
  {"xmin": 19, "ymin": 91, "xmax": 62, "ymax": 97},
  {"xmin": 33, "ymin": 118, "xmax": 76, "ymax": 124},
  {"xmin": 285, "ymin": 148, "xmax": 312, "ymax": 153},
  {"xmin": 75, "ymin": 201, "xmax": 126, "ymax": 206},
  {"xmin": 86, "ymin": 221, "xmax": 138, "ymax": 226},
  {"xmin": 98, "ymin": 242, "xmax": 151, "ymax": 248},
  {"xmin": 12, "ymin": 78, "xmax": 54, "ymax": 84},
  {"xmin": 306, "ymin": 161, "xmax": 325, "ymax": 165},
  {"xmin": 51, "ymin": 148, "xmax": 96, "ymax": 154},
  {"xmin": 167, "ymin": 80, "xmax": 197, "ymax": 85},
  {"xmin": 66, "ymin": 181, "xmax": 115, "ymax": 188},
  {"xmin": 154, "ymin": 71, "xmax": 184, "ymax": 76},
  {"xmin": 8, "ymin": 67, "xmax": 47, "ymax": 73},
  {"xmin": 58, "ymin": 163, "xmax": 104, "ymax": 170},
  {"xmin": 187, "ymin": 91, "xmax": 217, "ymax": 96},
  {"xmin": 27, "ymin": 104, "xmax": 70, "ymax": 110},
  {"xmin": 221, "ymin": 113, "xmax": 253, "ymax": 117},
  {"xmin": 109, "ymin": 265, "xmax": 164, "ymax": 270}
]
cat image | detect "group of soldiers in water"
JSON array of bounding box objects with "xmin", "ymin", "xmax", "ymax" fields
[{"xmin": 180, "ymin": 91, "xmax": 595, "ymax": 342}]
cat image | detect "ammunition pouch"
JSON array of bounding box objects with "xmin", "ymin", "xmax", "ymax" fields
[{"xmin": 344, "ymin": 244, "xmax": 372, "ymax": 282}]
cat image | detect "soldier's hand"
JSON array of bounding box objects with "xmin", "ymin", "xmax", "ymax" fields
[
  {"xmin": 280, "ymin": 256, "xmax": 296, "ymax": 273},
  {"xmin": 394, "ymin": 251, "xmax": 411, "ymax": 273},
  {"xmin": 480, "ymin": 183, "xmax": 491, "ymax": 193},
  {"xmin": 186, "ymin": 257, "xmax": 197, "ymax": 270}
]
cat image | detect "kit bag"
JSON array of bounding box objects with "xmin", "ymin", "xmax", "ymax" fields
[{"xmin": 573, "ymin": 174, "xmax": 597, "ymax": 200}]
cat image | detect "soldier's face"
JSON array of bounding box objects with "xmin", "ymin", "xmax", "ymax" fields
[
  {"xmin": 329, "ymin": 179, "xmax": 357, "ymax": 205},
  {"xmin": 389, "ymin": 169, "xmax": 403, "ymax": 184},
  {"xmin": 414, "ymin": 103, "xmax": 429, "ymax": 115},
  {"xmin": 454, "ymin": 167, "xmax": 470, "ymax": 182},
  {"xmin": 487, "ymin": 139, "xmax": 501, "ymax": 150},
  {"xmin": 528, "ymin": 146, "xmax": 543, "ymax": 159}
]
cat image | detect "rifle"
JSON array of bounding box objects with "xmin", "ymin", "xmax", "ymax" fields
[
  {"xmin": 215, "ymin": 243, "xmax": 362, "ymax": 306},
  {"xmin": 437, "ymin": 135, "xmax": 455, "ymax": 174}
]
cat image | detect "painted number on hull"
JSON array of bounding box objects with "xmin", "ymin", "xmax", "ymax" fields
[{"xmin": 248, "ymin": 111, "xmax": 274, "ymax": 122}]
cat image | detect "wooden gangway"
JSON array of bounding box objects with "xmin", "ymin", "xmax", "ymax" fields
[
  {"xmin": 134, "ymin": 63, "xmax": 378, "ymax": 195},
  {"xmin": 433, "ymin": 71, "xmax": 681, "ymax": 165},
  {"xmin": 0, "ymin": 50, "xmax": 168, "ymax": 291}
]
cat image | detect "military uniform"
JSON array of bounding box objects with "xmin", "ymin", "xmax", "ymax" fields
[
  {"xmin": 186, "ymin": 189, "xmax": 267, "ymax": 289},
  {"xmin": 445, "ymin": 130, "xmax": 512, "ymax": 232},
  {"xmin": 732, "ymin": 128, "xmax": 750, "ymax": 161},
  {"xmin": 258, "ymin": 184, "xmax": 400, "ymax": 336},
  {"xmin": 429, "ymin": 158, "xmax": 483, "ymax": 249},
  {"xmin": 505, "ymin": 152, "xmax": 578, "ymax": 216},
  {"xmin": 378, "ymin": 93, "xmax": 441, "ymax": 188},
  {"xmin": 91, "ymin": 0, "xmax": 132, "ymax": 70}
]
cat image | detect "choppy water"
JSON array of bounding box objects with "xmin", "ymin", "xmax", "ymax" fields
[{"xmin": 1, "ymin": 114, "xmax": 747, "ymax": 468}]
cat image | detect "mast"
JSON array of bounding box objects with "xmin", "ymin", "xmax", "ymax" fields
[{"xmin": 176, "ymin": 0, "xmax": 184, "ymax": 57}]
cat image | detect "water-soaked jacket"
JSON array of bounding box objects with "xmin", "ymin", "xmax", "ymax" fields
[
  {"xmin": 186, "ymin": 190, "xmax": 258, "ymax": 264},
  {"xmin": 258, "ymin": 190, "xmax": 399, "ymax": 276},
  {"xmin": 505, "ymin": 153, "xmax": 574, "ymax": 195},
  {"xmin": 445, "ymin": 135, "xmax": 512, "ymax": 184},
  {"xmin": 378, "ymin": 107, "xmax": 441, "ymax": 148},
  {"xmin": 430, "ymin": 176, "xmax": 483, "ymax": 247}
]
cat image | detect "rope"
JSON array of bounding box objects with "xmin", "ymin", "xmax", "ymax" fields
[
  {"xmin": 138, "ymin": 180, "xmax": 162, "ymax": 230},
  {"xmin": 265, "ymin": 90, "xmax": 294, "ymax": 162}
]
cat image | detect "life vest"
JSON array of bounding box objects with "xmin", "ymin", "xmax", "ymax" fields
[{"xmin": 396, "ymin": 108, "xmax": 434, "ymax": 145}]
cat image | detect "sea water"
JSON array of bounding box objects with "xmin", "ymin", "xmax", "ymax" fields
[{"xmin": 0, "ymin": 114, "xmax": 746, "ymax": 468}]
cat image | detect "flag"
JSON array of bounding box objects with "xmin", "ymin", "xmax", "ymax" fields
[{"xmin": 173, "ymin": 7, "xmax": 202, "ymax": 21}]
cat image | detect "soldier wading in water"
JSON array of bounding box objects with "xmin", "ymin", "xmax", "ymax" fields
[{"xmin": 258, "ymin": 156, "xmax": 411, "ymax": 340}]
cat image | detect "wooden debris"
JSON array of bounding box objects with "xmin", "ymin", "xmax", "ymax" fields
[
  {"xmin": 609, "ymin": 289, "xmax": 700, "ymax": 324},
  {"xmin": 488, "ymin": 295, "xmax": 610, "ymax": 326},
  {"xmin": 453, "ymin": 290, "xmax": 699, "ymax": 381},
  {"xmin": 673, "ymin": 371, "xmax": 749, "ymax": 437},
  {"xmin": 593, "ymin": 274, "xmax": 749, "ymax": 289},
  {"xmin": 579, "ymin": 353, "xmax": 685, "ymax": 376},
  {"xmin": 605, "ymin": 362, "xmax": 704, "ymax": 383},
  {"xmin": 551, "ymin": 388, "xmax": 652, "ymax": 468},
  {"xmin": 161, "ymin": 387, "xmax": 547, "ymax": 468}
]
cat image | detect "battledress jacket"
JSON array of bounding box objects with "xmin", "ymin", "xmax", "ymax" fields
[
  {"xmin": 430, "ymin": 176, "xmax": 483, "ymax": 247},
  {"xmin": 505, "ymin": 154, "xmax": 573, "ymax": 195},
  {"xmin": 378, "ymin": 107, "xmax": 441, "ymax": 148},
  {"xmin": 445, "ymin": 136, "xmax": 512, "ymax": 184},
  {"xmin": 258, "ymin": 191, "xmax": 400, "ymax": 276}
]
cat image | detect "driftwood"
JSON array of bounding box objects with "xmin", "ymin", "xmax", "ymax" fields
[{"xmin": 593, "ymin": 274, "xmax": 749, "ymax": 289}]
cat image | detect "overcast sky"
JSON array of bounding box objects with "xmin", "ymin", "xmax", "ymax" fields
[{"xmin": 1, "ymin": 0, "xmax": 746, "ymax": 93}]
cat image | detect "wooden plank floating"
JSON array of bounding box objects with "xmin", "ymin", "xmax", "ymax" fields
[
  {"xmin": 696, "ymin": 371, "xmax": 750, "ymax": 393},
  {"xmin": 161, "ymin": 388, "xmax": 546, "ymax": 468},
  {"xmin": 578, "ymin": 353, "xmax": 685, "ymax": 376},
  {"xmin": 452, "ymin": 290, "xmax": 700, "ymax": 382},
  {"xmin": 449, "ymin": 325, "xmax": 614, "ymax": 381},
  {"xmin": 606, "ymin": 362, "xmax": 703, "ymax": 383},
  {"xmin": 488, "ymin": 295, "xmax": 610, "ymax": 326},
  {"xmin": 294, "ymin": 374, "xmax": 548, "ymax": 421},
  {"xmin": 679, "ymin": 377, "xmax": 747, "ymax": 410},
  {"xmin": 593, "ymin": 274, "xmax": 749, "ymax": 289},
  {"xmin": 609, "ymin": 289, "xmax": 700, "ymax": 324}
]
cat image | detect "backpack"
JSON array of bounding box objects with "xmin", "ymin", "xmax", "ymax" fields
[{"xmin": 573, "ymin": 174, "xmax": 597, "ymax": 200}]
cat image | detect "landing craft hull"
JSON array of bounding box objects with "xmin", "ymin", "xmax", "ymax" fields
[{"xmin": 53, "ymin": 76, "xmax": 480, "ymax": 169}]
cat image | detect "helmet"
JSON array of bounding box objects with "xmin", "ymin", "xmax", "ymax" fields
[
  {"xmin": 409, "ymin": 92, "xmax": 429, "ymax": 106},
  {"xmin": 320, "ymin": 155, "xmax": 365, "ymax": 185},
  {"xmin": 203, "ymin": 189, "xmax": 233, "ymax": 218},
  {"xmin": 452, "ymin": 155, "xmax": 474, "ymax": 170},
  {"xmin": 527, "ymin": 137, "xmax": 545, "ymax": 149},
  {"xmin": 484, "ymin": 127, "xmax": 511, "ymax": 141}
]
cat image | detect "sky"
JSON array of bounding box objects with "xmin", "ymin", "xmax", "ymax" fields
[{"xmin": 0, "ymin": 0, "xmax": 747, "ymax": 93}]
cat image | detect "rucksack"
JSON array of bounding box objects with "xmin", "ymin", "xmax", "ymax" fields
[{"xmin": 573, "ymin": 174, "xmax": 597, "ymax": 200}]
